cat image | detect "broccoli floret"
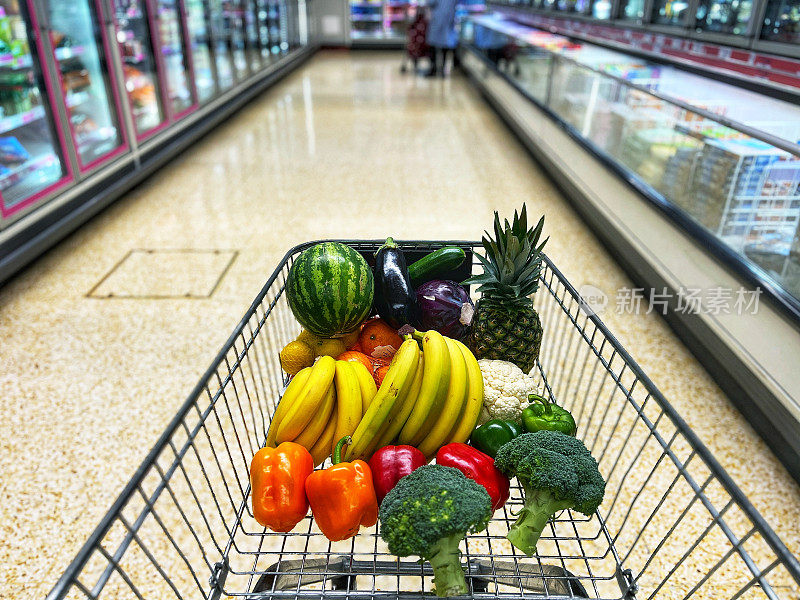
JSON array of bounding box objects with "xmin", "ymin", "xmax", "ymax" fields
[
  {"xmin": 379, "ymin": 464, "xmax": 492, "ymax": 597},
  {"xmin": 494, "ymin": 431, "xmax": 606, "ymax": 556}
]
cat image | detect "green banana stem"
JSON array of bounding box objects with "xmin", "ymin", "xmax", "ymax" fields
[{"xmin": 332, "ymin": 436, "xmax": 351, "ymax": 464}]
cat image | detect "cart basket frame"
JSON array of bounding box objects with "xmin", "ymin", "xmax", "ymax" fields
[{"xmin": 48, "ymin": 240, "xmax": 800, "ymax": 600}]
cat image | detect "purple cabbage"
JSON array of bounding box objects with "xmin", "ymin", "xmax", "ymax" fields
[{"xmin": 415, "ymin": 280, "xmax": 475, "ymax": 340}]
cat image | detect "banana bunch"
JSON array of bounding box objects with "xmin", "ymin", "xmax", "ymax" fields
[
  {"xmin": 344, "ymin": 330, "xmax": 484, "ymax": 462},
  {"xmin": 267, "ymin": 330, "xmax": 483, "ymax": 465},
  {"xmin": 266, "ymin": 356, "xmax": 377, "ymax": 466}
]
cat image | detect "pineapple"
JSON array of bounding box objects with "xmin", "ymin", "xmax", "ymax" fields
[{"xmin": 464, "ymin": 205, "xmax": 548, "ymax": 373}]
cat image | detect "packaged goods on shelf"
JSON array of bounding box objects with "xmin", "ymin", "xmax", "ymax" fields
[{"xmin": 686, "ymin": 139, "xmax": 796, "ymax": 247}]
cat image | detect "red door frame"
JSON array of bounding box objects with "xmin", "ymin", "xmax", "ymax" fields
[{"xmin": 47, "ymin": 0, "xmax": 131, "ymax": 175}]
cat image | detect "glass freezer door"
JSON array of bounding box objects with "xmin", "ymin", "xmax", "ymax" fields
[
  {"xmin": 154, "ymin": 0, "xmax": 195, "ymax": 117},
  {"xmin": 694, "ymin": 0, "xmax": 753, "ymax": 33},
  {"xmin": 185, "ymin": 0, "xmax": 215, "ymax": 102},
  {"xmin": 254, "ymin": 0, "xmax": 271, "ymax": 62},
  {"xmin": 243, "ymin": 0, "xmax": 261, "ymax": 70},
  {"xmin": 225, "ymin": 0, "xmax": 249, "ymax": 80},
  {"xmin": 270, "ymin": 0, "xmax": 286, "ymax": 53},
  {"xmin": 45, "ymin": 0, "xmax": 125, "ymax": 170},
  {"xmin": 111, "ymin": 0, "xmax": 165, "ymax": 137},
  {"xmin": 760, "ymin": 0, "xmax": 800, "ymax": 42},
  {"xmin": 0, "ymin": 0, "xmax": 68, "ymax": 218},
  {"xmin": 208, "ymin": 0, "xmax": 234, "ymax": 90}
]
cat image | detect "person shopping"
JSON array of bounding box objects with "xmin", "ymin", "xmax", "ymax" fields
[{"xmin": 425, "ymin": 0, "xmax": 458, "ymax": 77}]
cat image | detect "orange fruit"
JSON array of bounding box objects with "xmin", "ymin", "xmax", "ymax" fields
[
  {"xmin": 374, "ymin": 365, "xmax": 391, "ymax": 387},
  {"xmin": 337, "ymin": 350, "xmax": 373, "ymax": 373},
  {"xmin": 359, "ymin": 319, "xmax": 403, "ymax": 359}
]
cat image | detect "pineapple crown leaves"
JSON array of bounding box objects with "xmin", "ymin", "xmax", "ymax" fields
[{"xmin": 463, "ymin": 204, "xmax": 548, "ymax": 302}]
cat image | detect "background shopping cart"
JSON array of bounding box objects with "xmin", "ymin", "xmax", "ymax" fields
[{"xmin": 47, "ymin": 240, "xmax": 800, "ymax": 600}]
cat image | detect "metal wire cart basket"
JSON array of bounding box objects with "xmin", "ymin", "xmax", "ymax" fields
[{"xmin": 49, "ymin": 240, "xmax": 800, "ymax": 600}]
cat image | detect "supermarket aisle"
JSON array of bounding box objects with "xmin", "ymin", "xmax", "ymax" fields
[{"xmin": 1, "ymin": 51, "xmax": 798, "ymax": 599}]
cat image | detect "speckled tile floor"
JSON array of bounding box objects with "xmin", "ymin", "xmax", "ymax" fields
[{"xmin": 1, "ymin": 51, "xmax": 798, "ymax": 600}]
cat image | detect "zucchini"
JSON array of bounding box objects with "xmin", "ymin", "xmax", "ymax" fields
[{"xmin": 408, "ymin": 247, "xmax": 466, "ymax": 286}]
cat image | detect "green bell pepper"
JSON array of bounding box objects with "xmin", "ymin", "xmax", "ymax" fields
[
  {"xmin": 521, "ymin": 394, "xmax": 577, "ymax": 436},
  {"xmin": 470, "ymin": 419, "xmax": 524, "ymax": 457}
]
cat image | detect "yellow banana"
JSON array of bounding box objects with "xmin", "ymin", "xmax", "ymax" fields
[
  {"xmin": 398, "ymin": 330, "xmax": 451, "ymax": 446},
  {"xmin": 332, "ymin": 361, "xmax": 363, "ymax": 454},
  {"xmin": 417, "ymin": 337, "xmax": 468, "ymax": 459},
  {"xmin": 310, "ymin": 406, "xmax": 338, "ymax": 466},
  {"xmin": 294, "ymin": 379, "xmax": 336, "ymax": 449},
  {"xmin": 275, "ymin": 356, "xmax": 336, "ymax": 443},
  {"xmin": 265, "ymin": 367, "xmax": 312, "ymax": 447},
  {"xmin": 372, "ymin": 351, "xmax": 424, "ymax": 450},
  {"xmin": 444, "ymin": 340, "xmax": 484, "ymax": 445},
  {"xmin": 344, "ymin": 339, "xmax": 420, "ymax": 461},
  {"xmin": 351, "ymin": 361, "xmax": 378, "ymax": 412}
]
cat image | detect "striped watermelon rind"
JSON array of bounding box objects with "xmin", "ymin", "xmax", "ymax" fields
[{"xmin": 286, "ymin": 242, "xmax": 374, "ymax": 337}]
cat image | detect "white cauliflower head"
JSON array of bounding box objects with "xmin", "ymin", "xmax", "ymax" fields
[{"xmin": 478, "ymin": 359, "xmax": 538, "ymax": 424}]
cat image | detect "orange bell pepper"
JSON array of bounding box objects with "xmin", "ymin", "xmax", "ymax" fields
[
  {"xmin": 305, "ymin": 436, "xmax": 379, "ymax": 542},
  {"xmin": 250, "ymin": 442, "xmax": 314, "ymax": 532}
]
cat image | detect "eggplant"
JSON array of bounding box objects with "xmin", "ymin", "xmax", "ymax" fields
[{"xmin": 374, "ymin": 238, "xmax": 420, "ymax": 329}]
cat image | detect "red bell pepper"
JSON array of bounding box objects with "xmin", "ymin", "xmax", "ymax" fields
[
  {"xmin": 436, "ymin": 443, "xmax": 510, "ymax": 511},
  {"xmin": 368, "ymin": 445, "xmax": 427, "ymax": 503}
]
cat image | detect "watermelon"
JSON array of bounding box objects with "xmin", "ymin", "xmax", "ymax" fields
[{"xmin": 286, "ymin": 242, "xmax": 374, "ymax": 337}]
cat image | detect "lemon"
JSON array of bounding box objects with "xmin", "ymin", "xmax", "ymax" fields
[
  {"xmin": 280, "ymin": 341, "xmax": 315, "ymax": 375},
  {"xmin": 296, "ymin": 329, "xmax": 320, "ymax": 346},
  {"xmin": 312, "ymin": 338, "xmax": 346, "ymax": 358}
]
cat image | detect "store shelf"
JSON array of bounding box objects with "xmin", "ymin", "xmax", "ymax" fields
[
  {"xmin": 66, "ymin": 90, "xmax": 92, "ymax": 109},
  {"xmin": 0, "ymin": 106, "xmax": 47, "ymax": 134},
  {"xmin": 0, "ymin": 53, "xmax": 33, "ymax": 70},
  {"xmin": 0, "ymin": 153, "xmax": 59, "ymax": 192},
  {"xmin": 122, "ymin": 53, "xmax": 147, "ymax": 64}
]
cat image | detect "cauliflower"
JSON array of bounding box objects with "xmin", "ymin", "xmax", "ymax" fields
[{"xmin": 478, "ymin": 359, "xmax": 537, "ymax": 424}]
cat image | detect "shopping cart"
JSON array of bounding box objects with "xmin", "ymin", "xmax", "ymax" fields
[
  {"xmin": 401, "ymin": 8, "xmax": 431, "ymax": 74},
  {"xmin": 48, "ymin": 240, "xmax": 800, "ymax": 600}
]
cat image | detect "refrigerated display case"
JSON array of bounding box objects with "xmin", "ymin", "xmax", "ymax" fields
[
  {"xmin": 462, "ymin": 13, "xmax": 800, "ymax": 302},
  {"xmin": 227, "ymin": 0, "xmax": 249, "ymax": 79},
  {"xmin": 45, "ymin": 0, "xmax": 126, "ymax": 170},
  {"xmin": 694, "ymin": 0, "xmax": 753, "ymax": 34},
  {"xmin": 155, "ymin": 0, "xmax": 196, "ymax": 117},
  {"xmin": 592, "ymin": 0, "xmax": 613, "ymax": 17},
  {"xmin": 254, "ymin": 0, "xmax": 272, "ymax": 61},
  {"xmin": 208, "ymin": 0, "xmax": 235, "ymax": 89},
  {"xmin": 112, "ymin": 0, "xmax": 165, "ymax": 136},
  {"xmin": 242, "ymin": 0, "xmax": 261, "ymax": 70},
  {"xmin": 618, "ymin": 0, "xmax": 645, "ymax": 19},
  {"xmin": 350, "ymin": 0, "xmax": 385, "ymax": 40},
  {"xmin": 350, "ymin": 0, "xmax": 483, "ymax": 43},
  {"xmin": 266, "ymin": 0, "xmax": 288, "ymax": 54},
  {"xmin": 1, "ymin": 0, "xmax": 310, "ymax": 275},
  {"xmin": 651, "ymin": 0, "xmax": 691, "ymax": 24},
  {"xmin": 0, "ymin": 0, "xmax": 67, "ymax": 217},
  {"xmin": 760, "ymin": 0, "xmax": 800, "ymax": 42},
  {"xmin": 185, "ymin": 0, "xmax": 216, "ymax": 102}
]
